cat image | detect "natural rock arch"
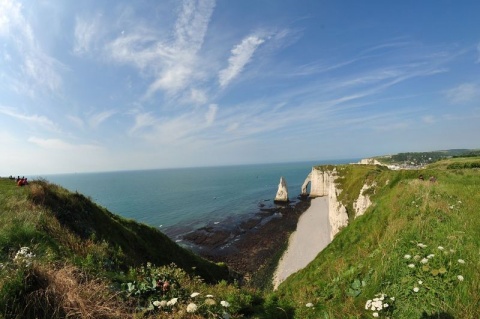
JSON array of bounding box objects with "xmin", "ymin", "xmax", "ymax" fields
[{"xmin": 301, "ymin": 172, "xmax": 312, "ymax": 196}]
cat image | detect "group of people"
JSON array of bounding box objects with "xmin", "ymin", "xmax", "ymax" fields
[{"xmin": 9, "ymin": 175, "xmax": 29, "ymax": 186}]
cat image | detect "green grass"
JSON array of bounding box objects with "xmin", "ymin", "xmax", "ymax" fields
[{"xmin": 1, "ymin": 158, "xmax": 479, "ymax": 318}]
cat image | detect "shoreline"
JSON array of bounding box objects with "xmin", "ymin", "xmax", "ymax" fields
[
  {"xmin": 178, "ymin": 197, "xmax": 312, "ymax": 285},
  {"xmin": 273, "ymin": 196, "xmax": 331, "ymax": 289}
]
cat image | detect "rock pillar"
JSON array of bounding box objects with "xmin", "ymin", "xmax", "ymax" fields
[{"xmin": 274, "ymin": 176, "xmax": 289, "ymax": 202}]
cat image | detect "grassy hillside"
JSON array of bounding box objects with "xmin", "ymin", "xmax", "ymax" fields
[
  {"xmin": 274, "ymin": 157, "xmax": 480, "ymax": 318},
  {"xmin": 1, "ymin": 156, "xmax": 479, "ymax": 318}
]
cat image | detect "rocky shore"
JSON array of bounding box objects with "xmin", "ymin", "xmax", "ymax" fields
[{"xmin": 180, "ymin": 197, "xmax": 312, "ymax": 284}]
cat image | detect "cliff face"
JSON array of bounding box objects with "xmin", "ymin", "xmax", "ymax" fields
[{"xmin": 302, "ymin": 167, "xmax": 374, "ymax": 239}]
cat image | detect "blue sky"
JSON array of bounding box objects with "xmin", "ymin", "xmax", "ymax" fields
[{"xmin": 1, "ymin": 0, "xmax": 479, "ymax": 175}]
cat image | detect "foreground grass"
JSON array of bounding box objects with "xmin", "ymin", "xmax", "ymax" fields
[{"xmin": 1, "ymin": 157, "xmax": 479, "ymax": 318}]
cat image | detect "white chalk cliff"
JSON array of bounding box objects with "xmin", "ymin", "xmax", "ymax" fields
[
  {"xmin": 274, "ymin": 176, "xmax": 289, "ymax": 202},
  {"xmin": 301, "ymin": 167, "xmax": 374, "ymax": 239}
]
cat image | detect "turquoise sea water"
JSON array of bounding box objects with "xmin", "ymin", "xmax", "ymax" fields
[{"xmin": 42, "ymin": 160, "xmax": 356, "ymax": 238}]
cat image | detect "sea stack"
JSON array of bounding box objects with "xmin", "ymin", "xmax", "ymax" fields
[{"xmin": 274, "ymin": 176, "xmax": 289, "ymax": 202}]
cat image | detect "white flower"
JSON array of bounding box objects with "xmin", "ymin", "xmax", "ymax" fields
[
  {"xmin": 371, "ymin": 300, "xmax": 383, "ymax": 310},
  {"xmin": 458, "ymin": 259, "xmax": 465, "ymax": 264},
  {"xmin": 186, "ymin": 303, "xmax": 197, "ymax": 313},
  {"xmin": 408, "ymin": 263, "xmax": 415, "ymax": 268},
  {"xmin": 390, "ymin": 297, "xmax": 395, "ymax": 301},
  {"xmin": 414, "ymin": 255, "xmax": 421, "ymax": 260},
  {"xmin": 220, "ymin": 300, "xmax": 230, "ymax": 308},
  {"xmin": 427, "ymin": 254, "xmax": 435, "ymax": 259},
  {"xmin": 417, "ymin": 243, "xmax": 427, "ymax": 248},
  {"xmin": 167, "ymin": 298, "xmax": 178, "ymax": 306},
  {"xmin": 365, "ymin": 300, "xmax": 372, "ymax": 310},
  {"xmin": 159, "ymin": 300, "xmax": 167, "ymax": 307},
  {"xmin": 190, "ymin": 292, "xmax": 200, "ymax": 298},
  {"xmin": 457, "ymin": 275, "xmax": 464, "ymax": 281},
  {"xmin": 383, "ymin": 303, "xmax": 389, "ymax": 308},
  {"xmin": 306, "ymin": 302, "xmax": 314, "ymax": 308},
  {"xmin": 404, "ymin": 254, "xmax": 411, "ymax": 259},
  {"xmin": 421, "ymin": 258, "xmax": 429, "ymax": 264},
  {"xmin": 437, "ymin": 246, "xmax": 444, "ymax": 250},
  {"xmin": 153, "ymin": 300, "xmax": 161, "ymax": 307},
  {"xmin": 413, "ymin": 287, "xmax": 419, "ymax": 292},
  {"xmin": 206, "ymin": 294, "xmax": 214, "ymax": 298},
  {"xmin": 373, "ymin": 312, "xmax": 379, "ymax": 317},
  {"xmin": 418, "ymin": 280, "xmax": 423, "ymax": 285}
]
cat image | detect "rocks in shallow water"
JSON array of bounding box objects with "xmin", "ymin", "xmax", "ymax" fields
[{"xmin": 274, "ymin": 176, "xmax": 289, "ymax": 202}]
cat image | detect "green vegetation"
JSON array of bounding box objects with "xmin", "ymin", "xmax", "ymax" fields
[
  {"xmin": 1, "ymin": 156, "xmax": 479, "ymax": 318},
  {"xmin": 375, "ymin": 149, "xmax": 480, "ymax": 167}
]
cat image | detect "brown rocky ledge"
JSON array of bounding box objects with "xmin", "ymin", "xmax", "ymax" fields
[{"xmin": 181, "ymin": 197, "xmax": 311, "ymax": 284}]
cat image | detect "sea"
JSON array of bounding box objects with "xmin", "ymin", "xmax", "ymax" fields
[{"xmin": 40, "ymin": 160, "xmax": 356, "ymax": 240}]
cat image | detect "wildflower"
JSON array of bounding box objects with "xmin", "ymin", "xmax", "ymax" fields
[
  {"xmin": 13, "ymin": 247, "xmax": 35, "ymax": 267},
  {"xmin": 306, "ymin": 302, "xmax": 314, "ymax": 308},
  {"xmin": 414, "ymin": 255, "xmax": 421, "ymax": 260},
  {"xmin": 458, "ymin": 259, "xmax": 465, "ymax": 264},
  {"xmin": 421, "ymin": 258, "xmax": 429, "ymax": 264},
  {"xmin": 190, "ymin": 292, "xmax": 200, "ymax": 298},
  {"xmin": 383, "ymin": 303, "xmax": 389, "ymax": 308},
  {"xmin": 220, "ymin": 300, "xmax": 230, "ymax": 308},
  {"xmin": 159, "ymin": 300, "xmax": 167, "ymax": 307},
  {"xmin": 153, "ymin": 300, "xmax": 162, "ymax": 307},
  {"xmin": 413, "ymin": 287, "xmax": 419, "ymax": 292},
  {"xmin": 365, "ymin": 300, "xmax": 372, "ymax": 310},
  {"xmin": 408, "ymin": 263, "xmax": 415, "ymax": 268},
  {"xmin": 427, "ymin": 254, "xmax": 434, "ymax": 259},
  {"xmin": 167, "ymin": 298, "xmax": 178, "ymax": 306},
  {"xmin": 186, "ymin": 303, "xmax": 197, "ymax": 313},
  {"xmin": 437, "ymin": 246, "xmax": 444, "ymax": 250},
  {"xmin": 457, "ymin": 275, "xmax": 464, "ymax": 281},
  {"xmin": 371, "ymin": 299, "xmax": 383, "ymax": 310},
  {"xmin": 417, "ymin": 243, "xmax": 427, "ymax": 248},
  {"xmin": 206, "ymin": 294, "xmax": 214, "ymax": 298},
  {"xmin": 373, "ymin": 312, "xmax": 379, "ymax": 317},
  {"xmin": 418, "ymin": 280, "xmax": 423, "ymax": 285},
  {"xmin": 404, "ymin": 254, "xmax": 411, "ymax": 259},
  {"xmin": 390, "ymin": 297, "xmax": 395, "ymax": 301}
]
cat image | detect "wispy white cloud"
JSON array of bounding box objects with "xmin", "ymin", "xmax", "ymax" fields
[
  {"xmin": 129, "ymin": 112, "xmax": 158, "ymax": 134},
  {"xmin": 188, "ymin": 88, "xmax": 208, "ymax": 105},
  {"xmin": 73, "ymin": 13, "xmax": 103, "ymax": 55},
  {"xmin": 205, "ymin": 104, "xmax": 217, "ymax": 126},
  {"xmin": 218, "ymin": 35, "xmax": 265, "ymax": 87},
  {"xmin": 89, "ymin": 110, "xmax": 116, "ymax": 128},
  {"xmin": 445, "ymin": 83, "xmax": 479, "ymax": 104},
  {"xmin": 28, "ymin": 136, "xmax": 101, "ymax": 151},
  {"xmin": 0, "ymin": 106, "xmax": 59, "ymax": 132},
  {"xmin": 422, "ymin": 115, "xmax": 436, "ymax": 124},
  {"xmin": 106, "ymin": 0, "xmax": 216, "ymax": 98},
  {"xmin": 66, "ymin": 115, "xmax": 85, "ymax": 129},
  {"xmin": 0, "ymin": 0, "xmax": 63, "ymax": 93}
]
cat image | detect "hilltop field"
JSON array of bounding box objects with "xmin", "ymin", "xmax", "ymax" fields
[{"xmin": 0, "ymin": 154, "xmax": 479, "ymax": 318}]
